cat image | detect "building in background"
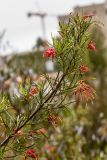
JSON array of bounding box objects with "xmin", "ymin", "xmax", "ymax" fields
[{"xmin": 58, "ymin": 0, "xmax": 107, "ymax": 42}]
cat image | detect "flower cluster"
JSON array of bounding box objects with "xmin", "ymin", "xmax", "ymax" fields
[
  {"xmin": 43, "ymin": 48, "xmax": 55, "ymax": 62},
  {"xmin": 48, "ymin": 114, "xmax": 62, "ymax": 127},
  {"xmin": 75, "ymin": 81, "xmax": 95, "ymax": 102},
  {"xmin": 79, "ymin": 65, "xmax": 90, "ymax": 74}
]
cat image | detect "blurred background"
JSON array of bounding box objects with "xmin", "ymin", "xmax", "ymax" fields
[
  {"xmin": 0, "ymin": 0, "xmax": 104, "ymax": 54},
  {"xmin": 0, "ymin": 0, "xmax": 107, "ymax": 159},
  {"xmin": 0, "ymin": 0, "xmax": 106, "ymax": 92}
]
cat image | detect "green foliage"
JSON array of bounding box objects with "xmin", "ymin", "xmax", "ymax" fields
[
  {"xmin": 0, "ymin": 96, "xmax": 11, "ymax": 112},
  {"xmin": 53, "ymin": 15, "xmax": 91, "ymax": 72},
  {"xmin": 0, "ymin": 14, "xmax": 96, "ymax": 159}
]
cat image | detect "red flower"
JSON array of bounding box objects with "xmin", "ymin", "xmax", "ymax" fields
[
  {"xmin": 29, "ymin": 86, "xmax": 39, "ymax": 97},
  {"xmin": 48, "ymin": 114, "xmax": 62, "ymax": 127},
  {"xmin": 83, "ymin": 14, "xmax": 94, "ymax": 20},
  {"xmin": 43, "ymin": 48, "xmax": 55, "ymax": 61},
  {"xmin": 79, "ymin": 65, "xmax": 90, "ymax": 74},
  {"xmin": 37, "ymin": 128, "xmax": 47, "ymax": 134},
  {"xmin": 26, "ymin": 149, "xmax": 38, "ymax": 159},
  {"xmin": 75, "ymin": 81, "xmax": 95, "ymax": 102},
  {"xmin": 88, "ymin": 41, "xmax": 97, "ymax": 51}
]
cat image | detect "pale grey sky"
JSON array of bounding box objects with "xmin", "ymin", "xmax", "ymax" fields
[{"xmin": 0, "ymin": 0, "xmax": 104, "ymax": 54}]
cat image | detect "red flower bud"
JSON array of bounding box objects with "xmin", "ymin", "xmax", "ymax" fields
[
  {"xmin": 26, "ymin": 149, "xmax": 38, "ymax": 159},
  {"xmin": 43, "ymin": 48, "xmax": 55, "ymax": 62},
  {"xmin": 29, "ymin": 86, "xmax": 39, "ymax": 97},
  {"xmin": 79, "ymin": 65, "xmax": 90, "ymax": 74},
  {"xmin": 88, "ymin": 41, "xmax": 97, "ymax": 51}
]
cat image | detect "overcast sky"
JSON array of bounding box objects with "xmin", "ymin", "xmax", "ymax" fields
[{"xmin": 0, "ymin": 0, "xmax": 104, "ymax": 54}]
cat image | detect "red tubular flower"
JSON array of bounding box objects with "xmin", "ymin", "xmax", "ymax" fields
[
  {"xmin": 79, "ymin": 65, "xmax": 90, "ymax": 74},
  {"xmin": 43, "ymin": 48, "xmax": 55, "ymax": 61},
  {"xmin": 75, "ymin": 81, "xmax": 95, "ymax": 102},
  {"xmin": 37, "ymin": 128, "xmax": 47, "ymax": 134},
  {"xmin": 83, "ymin": 13, "xmax": 94, "ymax": 20},
  {"xmin": 29, "ymin": 86, "xmax": 39, "ymax": 97},
  {"xmin": 88, "ymin": 41, "xmax": 97, "ymax": 51},
  {"xmin": 48, "ymin": 114, "xmax": 62, "ymax": 127},
  {"xmin": 26, "ymin": 149, "xmax": 38, "ymax": 159}
]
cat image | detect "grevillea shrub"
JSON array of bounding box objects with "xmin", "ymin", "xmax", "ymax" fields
[{"xmin": 0, "ymin": 14, "xmax": 96, "ymax": 159}]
